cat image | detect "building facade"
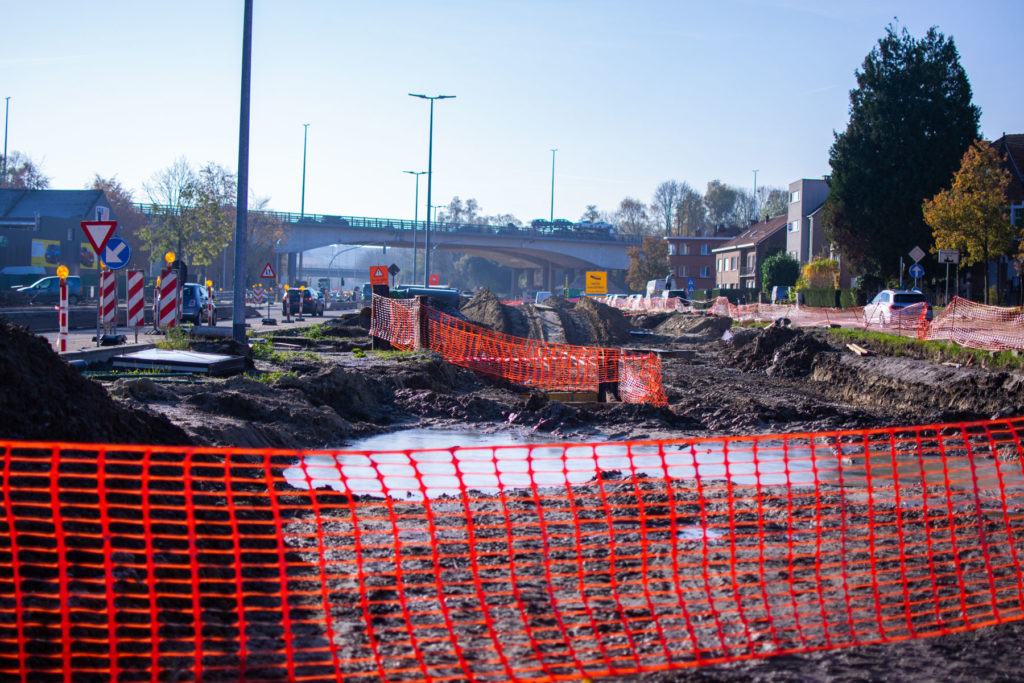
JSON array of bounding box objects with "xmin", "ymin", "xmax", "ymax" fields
[
  {"xmin": 0, "ymin": 190, "xmax": 114, "ymax": 287},
  {"xmin": 785, "ymin": 178, "xmax": 830, "ymax": 263},
  {"xmin": 665, "ymin": 235, "xmax": 732, "ymax": 291},
  {"xmin": 712, "ymin": 214, "xmax": 788, "ymax": 291}
]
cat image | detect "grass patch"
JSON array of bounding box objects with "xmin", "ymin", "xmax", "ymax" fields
[
  {"xmin": 826, "ymin": 327, "xmax": 1024, "ymax": 370},
  {"xmin": 252, "ymin": 370, "xmax": 298, "ymax": 385},
  {"xmin": 367, "ymin": 349, "xmax": 418, "ymax": 360},
  {"xmin": 251, "ymin": 339, "xmax": 321, "ymax": 365},
  {"xmin": 299, "ymin": 323, "xmax": 331, "ymax": 341},
  {"xmin": 155, "ymin": 327, "xmax": 191, "ymax": 350}
]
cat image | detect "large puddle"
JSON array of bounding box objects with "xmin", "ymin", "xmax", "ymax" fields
[{"xmin": 283, "ymin": 428, "xmax": 845, "ymax": 501}]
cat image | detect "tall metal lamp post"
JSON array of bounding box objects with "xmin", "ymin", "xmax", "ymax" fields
[
  {"xmin": 403, "ymin": 170, "xmax": 427, "ymax": 283},
  {"xmin": 301, "ymin": 123, "xmax": 310, "ymax": 218},
  {"xmin": 550, "ymin": 148, "xmax": 557, "ymax": 221},
  {"xmin": 408, "ymin": 93, "xmax": 455, "ymax": 287},
  {"xmin": 2, "ymin": 97, "xmax": 10, "ymax": 183}
]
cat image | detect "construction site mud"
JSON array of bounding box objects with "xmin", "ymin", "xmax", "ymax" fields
[{"xmin": 3, "ymin": 293, "xmax": 1024, "ymax": 681}]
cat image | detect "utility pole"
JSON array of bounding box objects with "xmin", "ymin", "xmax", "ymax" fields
[
  {"xmin": 2, "ymin": 97, "xmax": 10, "ymax": 184},
  {"xmin": 752, "ymin": 169, "xmax": 759, "ymax": 217},
  {"xmin": 231, "ymin": 0, "xmax": 253, "ymax": 343},
  {"xmin": 550, "ymin": 148, "xmax": 557, "ymax": 221}
]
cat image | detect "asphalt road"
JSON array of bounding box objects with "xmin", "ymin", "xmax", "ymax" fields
[{"xmin": 10, "ymin": 303, "xmax": 361, "ymax": 355}]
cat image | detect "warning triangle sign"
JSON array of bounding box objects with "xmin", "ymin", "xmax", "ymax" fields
[
  {"xmin": 260, "ymin": 262, "xmax": 277, "ymax": 279},
  {"xmin": 81, "ymin": 221, "xmax": 118, "ymax": 255},
  {"xmin": 369, "ymin": 265, "xmax": 388, "ymax": 285}
]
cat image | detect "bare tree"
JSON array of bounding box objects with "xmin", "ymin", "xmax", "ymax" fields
[
  {"xmin": 90, "ymin": 175, "xmax": 148, "ymax": 262},
  {"xmin": 616, "ymin": 197, "xmax": 650, "ymax": 236},
  {"xmin": 1, "ymin": 151, "xmax": 50, "ymax": 189},
  {"xmin": 651, "ymin": 180, "xmax": 684, "ymax": 236},
  {"xmin": 675, "ymin": 187, "xmax": 707, "ymax": 236},
  {"xmin": 580, "ymin": 205, "xmax": 601, "ymax": 222}
]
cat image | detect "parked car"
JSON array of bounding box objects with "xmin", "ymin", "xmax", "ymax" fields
[
  {"xmin": 282, "ymin": 288, "xmax": 324, "ymax": 316},
  {"xmin": 863, "ymin": 289, "xmax": 932, "ymax": 325},
  {"xmin": 79, "ymin": 246, "xmax": 95, "ymax": 268},
  {"xmin": 180, "ymin": 282, "xmax": 218, "ymax": 324},
  {"xmin": 17, "ymin": 276, "xmax": 82, "ymax": 305}
]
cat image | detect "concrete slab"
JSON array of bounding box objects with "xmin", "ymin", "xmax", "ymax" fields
[{"xmin": 112, "ymin": 348, "xmax": 247, "ymax": 376}]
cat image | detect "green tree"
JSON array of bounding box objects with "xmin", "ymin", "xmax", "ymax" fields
[
  {"xmin": 704, "ymin": 180, "xmax": 739, "ymax": 230},
  {"xmin": 823, "ymin": 24, "xmax": 980, "ymax": 280},
  {"xmin": 760, "ymin": 251, "xmax": 800, "ymax": 297},
  {"xmin": 626, "ymin": 236, "xmax": 668, "ymax": 291},
  {"xmin": 140, "ymin": 158, "xmax": 236, "ymax": 269},
  {"xmin": 923, "ymin": 140, "xmax": 1013, "ymax": 303},
  {"xmin": 1, "ymin": 151, "xmax": 49, "ymax": 189}
]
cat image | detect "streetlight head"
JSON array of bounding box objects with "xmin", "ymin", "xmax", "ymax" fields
[
  {"xmin": 438, "ymin": 95, "xmax": 455, "ymax": 100},
  {"xmin": 409, "ymin": 93, "xmax": 427, "ymax": 99}
]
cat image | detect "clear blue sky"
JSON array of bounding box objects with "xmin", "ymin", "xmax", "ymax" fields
[{"xmin": 3, "ymin": 0, "xmax": 1021, "ymax": 225}]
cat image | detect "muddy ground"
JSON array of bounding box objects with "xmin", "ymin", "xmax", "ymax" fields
[{"xmin": 3, "ymin": 290, "xmax": 1024, "ymax": 681}]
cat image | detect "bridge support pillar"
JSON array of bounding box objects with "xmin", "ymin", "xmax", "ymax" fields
[
  {"xmin": 287, "ymin": 252, "xmax": 298, "ymax": 285},
  {"xmin": 545, "ymin": 261, "xmax": 553, "ymax": 291}
]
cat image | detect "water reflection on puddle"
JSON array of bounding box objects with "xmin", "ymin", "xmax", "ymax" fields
[{"xmin": 282, "ymin": 429, "xmax": 841, "ymax": 501}]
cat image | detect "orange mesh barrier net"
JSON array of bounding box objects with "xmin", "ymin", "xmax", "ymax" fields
[
  {"xmin": 4, "ymin": 417, "xmax": 1024, "ymax": 680},
  {"xmin": 604, "ymin": 294, "xmax": 1024, "ymax": 352},
  {"xmin": 370, "ymin": 295, "xmax": 667, "ymax": 405}
]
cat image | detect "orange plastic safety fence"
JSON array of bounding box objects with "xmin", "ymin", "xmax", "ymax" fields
[
  {"xmin": 925, "ymin": 297, "xmax": 1024, "ymax": 351},
  {"xmin": 4, "ymin": 417, "xmax": 1024, "ymax": 681},
  {"xmin": 371, "ymin": 295, "xmax": 667, "ymax": 405}
]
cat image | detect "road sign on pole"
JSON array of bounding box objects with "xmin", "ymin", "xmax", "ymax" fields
[
  {"xmin": 909, "ymin": 263, "xmax": 924, "ymax": 279},
  {"xmin": 937, "ymin": 249, "xmax": 960, "ymax": 264},
  {"xmin": 100, "ymin": 237, "xmax": 131, "ymax": 270},
  {"xmin": 81, "ymin": 221, "xmax": 118, "ymax": 255},
  {"xmin": 369, "ymin": 265, "xmax": 388, "ymax": 285},
  {"xmin": 909, "ymin": 245, "xmax": 926, "ymax": 263},
  {"xmin": 260, "ymin": 262, "xmax": 277, "ymax": 279}
]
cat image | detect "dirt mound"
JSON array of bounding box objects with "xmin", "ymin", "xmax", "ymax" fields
[
  {"xmin": 460, "ymin": 289, "xmax": 515, "ymax": 335},
  {"xmin": 0, "ymin": 319, "xmax": 190, "ymax": 445},
  {"xmin": 655, "ymin": 313, "xmax": 733, "ymax": 338},
  {"xmin": 570, "ymin": 296, "xmax": 635, "ymax": 346},
  {"xmin": 730, "ymin": 325, "xmax": 833, "ymax": 378}
]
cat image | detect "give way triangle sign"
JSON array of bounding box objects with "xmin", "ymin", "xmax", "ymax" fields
[{"xmin": 81, "ymin": 221, "xmax": 118, "ymax": 255}]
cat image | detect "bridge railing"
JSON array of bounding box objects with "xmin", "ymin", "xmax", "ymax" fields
[{"xmin": 136, "ymin": 203, "xmax": 639, "ymax": 244}]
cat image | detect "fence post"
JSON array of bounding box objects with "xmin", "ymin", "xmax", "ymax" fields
[{"xmin": 414, "ymin": 296, "xmax": 428, "ymax": 350}]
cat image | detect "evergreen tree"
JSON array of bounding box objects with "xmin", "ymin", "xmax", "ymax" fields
[{"xmin": 823, "ymin": 25, "xmax": 979, "ymax": 280}]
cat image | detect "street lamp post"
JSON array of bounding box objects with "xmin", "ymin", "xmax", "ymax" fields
[
  {"xmin": 409, "ymin": 93, "xmax": 455, "ymax": 287},
  {"xmin": 403, "ymin": 170, "xmax": 427, "ymax": 284},
  {"xmin": 2, "ymin": 97, "xmax": 10, "ymax": 183},
  {"xmin": 550, "ymin": 148, "xmax": 557, "ymax": 221},
  {"xmin": 752, "ymin": 169, "xmax": 759, "ymax": 217},
  {"xmin": 301, "ymin": 123, "xmax": 309, "ymax": 218}
]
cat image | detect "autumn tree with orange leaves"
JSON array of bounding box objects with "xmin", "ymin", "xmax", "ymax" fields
[{"xmin": 923, "ymin": 140, "xmax": 1014, "ymax": 303}]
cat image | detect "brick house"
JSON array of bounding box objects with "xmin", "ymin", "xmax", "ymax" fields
[
  {"xmin": 664, "ymin": 235, "xmax": 732, "ymax": 291},
  {"xmin": 711, "ymin": 214, "xmax": 787, "ymax": 291}
]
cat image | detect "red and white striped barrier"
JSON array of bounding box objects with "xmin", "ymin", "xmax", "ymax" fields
[
  {"xmin": 99, "ymin": 269, "xmax": 117, "ymax": 326},
  {"xmin": 159, "ymin": 271, "xmax": 178, "ymax": 329},
  {"xmin": 127, "ymin": 270, "xmax": 145, "ymax": 329},
  {"xmin": 57, "ymin": 278, "xmax": 68, "ymax": 352}
]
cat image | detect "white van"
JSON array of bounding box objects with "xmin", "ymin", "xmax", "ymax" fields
[
  {"xmin": 535, "ymin": 291, "xmax": 553, "ymax": 303},
  {"xmin": 645, "ymin": 279, "xmax": 666, "ymax": 296}
]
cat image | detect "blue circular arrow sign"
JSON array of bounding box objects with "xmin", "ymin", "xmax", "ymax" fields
[
  {"xmin": 100, "ymin": 237, "xmax": 131, "ymax": 270},
  {"xmin": 909, "ymin": 263, "xmax": 924, "ymax": 279}
]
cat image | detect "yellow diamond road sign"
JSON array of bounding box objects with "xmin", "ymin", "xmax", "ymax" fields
[{"xmin": 585, "ymin": 271, "xmax": 607, "ymax": 295}]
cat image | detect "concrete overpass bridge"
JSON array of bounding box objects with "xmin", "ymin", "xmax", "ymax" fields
[{"xmin": 139, "ymin": 205, "xmax": 639, "ymax": 292}]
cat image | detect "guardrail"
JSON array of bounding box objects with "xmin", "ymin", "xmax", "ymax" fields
[{"xmin": 136, "ymin": 204, "xmax": 640, "ymax": 244}]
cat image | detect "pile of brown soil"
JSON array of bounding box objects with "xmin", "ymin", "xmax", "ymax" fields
[
  {"xmin": 655, "ymin": 313, "xmax": 733, "ymax": 338},
  {"xmin": 571, "ymin": 296, "xmax": 636, "ymax": 346},
  {"xmin": 729, "ymin": 325, "xmax": 833, "ymax": 378},
  {"xmin": 460, "ymin": 289, "xmax": 516, "ymax": 335},
  {"xmin": 0, "ymin": 319, "xmax": 190, "ymax": 445}
]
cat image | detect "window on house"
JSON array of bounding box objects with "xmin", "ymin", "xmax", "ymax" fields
[
  {"xmin": 747, "ymin": 253, "xmax": 755, "ymax": 271},
  {"xmin": 790, "ymin": 251, "xmax": 799, "ymax": 260},
  {"xmin": 700, "ymin": 266, "xmax": 710, "ymax": 278},
  {"xmin": 790, "ymin": 190, "xmax": 800, "ymax": 203},
  {"xmin": 683, "ymin": 243, "xmax": 690, "ymax": 255},
  {"xmin": 730, "ymin": 257, "xmax": 736, "ymax": 271},
  {"xmin": 701, "ymin": 244, "xmax": 709, "ymax": 255},
  {"xmin": 1012, "ymin": 204, "xmax": 1024, "ymax": 227},
  {"xmin": 679, "ymin": 265, "xmax": 687, "ymax": 277},
  {"xmin": 788, "ymin": 221, "xmax": 800, "ymax": 232}
]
